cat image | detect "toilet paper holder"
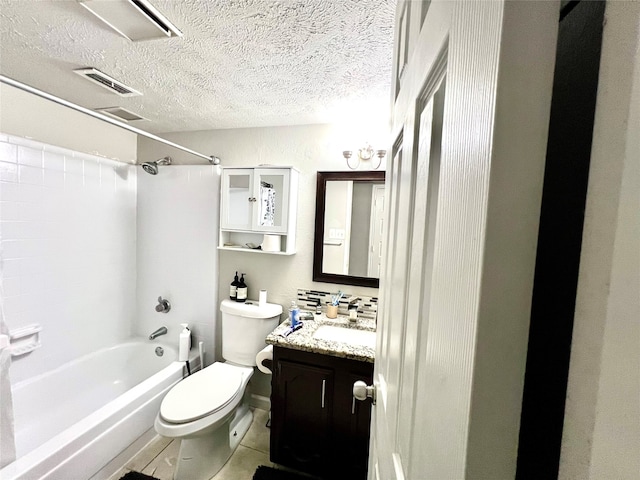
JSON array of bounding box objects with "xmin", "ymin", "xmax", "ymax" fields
[{"xmin": 260, "ymin": 358, "xmax": 273, "ymax": 372}]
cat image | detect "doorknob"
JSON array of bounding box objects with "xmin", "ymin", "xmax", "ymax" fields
[{"xmin": 353, "ymin": 380, "xmax": 376, "ymax": 405}]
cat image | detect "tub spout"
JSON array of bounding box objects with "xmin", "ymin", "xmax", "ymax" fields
[{"xmin": 149, "ymin": 326, "xmax": 167, "ymax": 340}]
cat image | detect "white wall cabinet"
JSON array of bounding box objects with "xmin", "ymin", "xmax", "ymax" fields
[{"xmin": 219, "ymin": 166, "xmax": 298, "ymax": 255}]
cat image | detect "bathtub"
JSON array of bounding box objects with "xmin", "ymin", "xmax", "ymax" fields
[{"xmin": 1, "ymin": 339, "xmax": 190, "ymax": 480}]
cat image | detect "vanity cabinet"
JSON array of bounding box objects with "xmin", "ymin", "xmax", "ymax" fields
[
  {"xmin": 219, "ymin": 167, "xmax": 298, "ymax": 254},
  {"xmin": 270, "ymin": 347, "xmax": 374, "ymax": 479}
]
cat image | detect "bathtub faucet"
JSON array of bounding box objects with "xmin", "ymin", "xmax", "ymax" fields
[
  {"xmin": 155, "ymin": 296, "xmax": 171, "ymax": 313},
  {"xmin": 149, "ymin": 326, "xmax": 168, "ymax": 340}
]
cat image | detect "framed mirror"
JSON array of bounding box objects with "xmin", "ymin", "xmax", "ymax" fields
[{"xmin": 313, "ymin": 171, "xmax": 386, "ymax": 288}]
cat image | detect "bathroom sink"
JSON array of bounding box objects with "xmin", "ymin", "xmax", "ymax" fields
[{"xmin": 312, "ymin": 325, "xmax": 376, "ymax": 349}]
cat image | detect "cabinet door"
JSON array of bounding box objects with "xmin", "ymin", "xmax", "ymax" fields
[
  {"xmin": 221, "ymin": 169, "xmax": 253, "ymax": 231},
  {"xmin": 252, "ymin": 168, "xmax": 290, "ymax": 233},
  {"xmin": 334, "ymin": 368, "xmax": 374, "ymax": 480},
  {"xmin": 271, "ymin": 359, "xmax": 334, "ymax": 474}
]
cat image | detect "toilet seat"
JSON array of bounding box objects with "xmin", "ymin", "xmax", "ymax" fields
[{"xmin": 160, "ymin": 363, "xmax": 243, "ymax": 424}]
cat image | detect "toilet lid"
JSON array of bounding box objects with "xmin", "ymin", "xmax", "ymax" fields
[{"xmin": 160, "ymin": 363, "xmax": 242, "ymax": 423}]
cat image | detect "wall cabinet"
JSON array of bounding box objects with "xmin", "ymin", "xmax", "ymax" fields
[
  {"xmin": 219, "ymin": 167, "xmax": 298, "ymax": 254},
  {"xmin": 270, "ymin": 347, "xmax": 373, "ymax": 479}
]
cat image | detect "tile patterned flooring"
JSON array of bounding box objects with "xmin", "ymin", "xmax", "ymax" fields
[{"xmin": 109, "ymin": 408, "xmax": 302, "ymax": 480}]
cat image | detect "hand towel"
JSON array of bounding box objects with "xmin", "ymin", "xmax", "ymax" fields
[{"xmin": 259, "ymin": 185, "xmax": 276, "ymax": 227}]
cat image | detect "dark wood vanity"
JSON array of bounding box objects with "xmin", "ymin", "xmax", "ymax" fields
[{"xmin": 270, "ymin": 347, "xmax": 374, "ymax": 479}]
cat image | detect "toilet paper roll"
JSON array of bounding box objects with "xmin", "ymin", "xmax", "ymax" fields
[
  {"xmin": 256, "ymin": 345, "xmax": 273, "ymax": 374},
  {"xmin": 261, "ymin": 234, "xmax": 281, "ymax": 252}
]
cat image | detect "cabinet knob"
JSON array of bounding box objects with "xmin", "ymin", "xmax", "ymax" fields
[{"xmin": 353, "ymin": 380, "xmax": 376, "ymax": 405}]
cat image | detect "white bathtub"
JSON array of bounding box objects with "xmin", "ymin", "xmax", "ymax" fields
[{"xmin": 1, "ymin": 339, "xmax": 188, "ymax": 480}]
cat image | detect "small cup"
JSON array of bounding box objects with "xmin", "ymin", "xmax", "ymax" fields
[{"xmin": 326, "ymin": 304, "xmax": 338, "ymax": 319}]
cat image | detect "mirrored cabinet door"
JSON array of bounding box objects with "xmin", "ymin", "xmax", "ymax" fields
[
  {"xmin": 221, "ymin": 169, "xmax": 253, "ymax": 230},
  {"xmin": 252, "ymin": 168, "xmax": 290, "ymax": 234}
]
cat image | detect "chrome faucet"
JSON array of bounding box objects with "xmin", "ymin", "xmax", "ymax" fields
[{"xmin": 149, "ymin": 326, "xmax": 168, "ymax": 340}]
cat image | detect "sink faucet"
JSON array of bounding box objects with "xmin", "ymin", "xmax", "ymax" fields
[{"xmin": 149, "ymin": 326, "xmax": 168, "ymax": 340}]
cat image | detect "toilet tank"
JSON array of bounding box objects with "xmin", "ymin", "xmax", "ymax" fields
[{"xmin": 220, "ymin": 299, "xmax": 283, "ymax": 366}]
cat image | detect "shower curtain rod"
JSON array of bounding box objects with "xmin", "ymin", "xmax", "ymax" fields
[{"xmin": 0, "ymin": 75, "xmax": 221, "ymax": 165}]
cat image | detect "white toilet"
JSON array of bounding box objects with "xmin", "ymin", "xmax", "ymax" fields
[{"xmin": 154, "ymin": 299, "xmax": 282, "ymax": 480}]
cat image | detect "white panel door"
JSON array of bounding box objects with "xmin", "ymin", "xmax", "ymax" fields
[
  {"xmin": 367, "ymin": 185, "xmax": 386, "ymax": 278},
  {"xmin": 367, "ymin": 1, "xmax": 558, "ymax": 478}
]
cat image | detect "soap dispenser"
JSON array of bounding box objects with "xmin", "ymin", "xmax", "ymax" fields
[
  {"xmin": 236, "ymin": 273, "xmax": 247, "ymax": 302},
  {"xmin": 230, "ymin": 271, "xmax": 240, "ymax": 300},
  {"xmin": 178, "ymin": 323, "xmax": 191, "ymax": 362}
]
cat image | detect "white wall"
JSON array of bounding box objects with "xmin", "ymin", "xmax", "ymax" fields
[
  {"xmin": 137, "ymin": 123, "xmax": 383, "ymax": 318},
  {"xmin": 0, "ymin": 134, "xmax": 137, "ymax": 383},
  {"xmin": 136, "ymin": 165, "xmax": 220, "ymax": 365},
  {"xmin": 0, "ymin": 84, "xmax": 137, "ymax": 163},
  {"xmin": 560, "ymin": 2, "xmax": 640, "ymax": 478},
  {"xmin": 138, "ymin": 124, "xmax": 384, "ymax": 400}
]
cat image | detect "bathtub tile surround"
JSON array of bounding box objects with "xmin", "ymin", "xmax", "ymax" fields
[
  {"xmin": 0, "ymin": 133, "xmax": 222, "ymax": 479},
  {"xmin": 136, "ymin": 165, "xmax": 220, "ymax": 367},
  {"xmin": 296, "ymin": 288, "xmax": 378, "ymax": 320},
  {"xmin": 0, "ymin": 134, "xmax": 137, "ymax": 384}
]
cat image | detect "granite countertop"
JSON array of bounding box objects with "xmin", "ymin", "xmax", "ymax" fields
[{"xmin": 265, "ymin": 312, "xmax": 376, "ymax": 363}]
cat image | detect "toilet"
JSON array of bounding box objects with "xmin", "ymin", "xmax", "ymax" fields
[{"xmin": 154, "ymin": 299, "xmax": 282, "ymax": 480}]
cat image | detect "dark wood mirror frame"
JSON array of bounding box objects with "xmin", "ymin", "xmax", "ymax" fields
[{"xmin": 313, "ymin": 171, "xmax": 385, "ymax": 288}]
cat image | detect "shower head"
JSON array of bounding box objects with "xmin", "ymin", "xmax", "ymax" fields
[
  {"xmin": 141, "ymin": 162, "xmax": 158, "ymax": 175},
  {"xmin": 141, "ymin": 156, "xmax": 172, "ymax": 175}
]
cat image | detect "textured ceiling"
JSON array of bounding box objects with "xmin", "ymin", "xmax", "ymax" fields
[{"xmin": 0, "ymin": 0, "xmax": 395, "ymax": 133}]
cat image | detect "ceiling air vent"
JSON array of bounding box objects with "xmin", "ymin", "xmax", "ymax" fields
[
  {"xmin": 95, "ymin": 106, "xmax": 146, "ymax": 122},
  {"xmin": 74, "ymin": 68, "xmax": 142, "ymax": 97},
  {"xmin": 79, "ymin": 0, "xmax": 183, "ymax": 42}
]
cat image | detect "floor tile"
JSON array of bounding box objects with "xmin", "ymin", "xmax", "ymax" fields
[
  {"xmin": 142, "ymin": 439, "xmax": 180, "ymax": 480},
  {"xmin": 107, "ymin": 467, "xmax": 129, "ymax": 480},
  {"xmin": 211, "ymin": 444, "xmax": 273, "ymax": 480},
  {"xmin": 126, "ymin": 435, "xmax": 173, "ymax": 473},
  {"xmin": 108, "ymin": 407, "xmax": 315, "ymax": 480},
  {"xmin": 241, "ymin": 408, "xmax": 271, "ymax": 454}
]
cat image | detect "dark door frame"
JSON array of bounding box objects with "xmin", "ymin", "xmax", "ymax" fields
[{"xmin": 516, "ymin": 1, "xmax": 606, "ymax": 478}]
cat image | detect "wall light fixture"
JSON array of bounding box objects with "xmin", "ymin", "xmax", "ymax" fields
[{"xmin": 343, "ymin": 143, "xmax": 387, "ymax": 170}]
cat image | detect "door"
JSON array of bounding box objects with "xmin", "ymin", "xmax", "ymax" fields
[
  {"xmin": 335, "ymin": 368, "xmax": 375, "ymax": 480},
  {"xmin": 271, "ymin": 359, "xmax": 334, "ymax": 474},
  {"xmin": 517, "ymin": 2, "xmax": 606, "ymax": 477},
  {"xmin": 252, "ymin": 168, "xmax": 290, "ymax": 234},
  {"xmin": 368, "ymin": 1, "xmax": 559, "ymax": 478},
  {"xmin": 367, "ymin": 185, "xmax": 385, "ymax": 278},
  {"xmin": 322, "ymin": 180, "xmax": 353, "ymax": 274},
  {"xmin": 220, "ymin": 168, "xmax": 253, "ymax": 231}
]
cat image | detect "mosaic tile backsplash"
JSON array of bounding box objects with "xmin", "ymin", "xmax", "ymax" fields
[{"xmin": 297, "ymin": 288, "xmax": 378, "ymax": 320}]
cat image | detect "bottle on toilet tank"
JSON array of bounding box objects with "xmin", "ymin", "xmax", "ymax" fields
[
  {"xmin": 236, "ymin": 273, "xmax": 247, "ymax": 302},
  {"xmin": 178, "ymin": 323, "xmax": 191, "ymax": 362},
  {"xmin": 230, "ymin": 271, "xmax": 240, "ymax": 300}
]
